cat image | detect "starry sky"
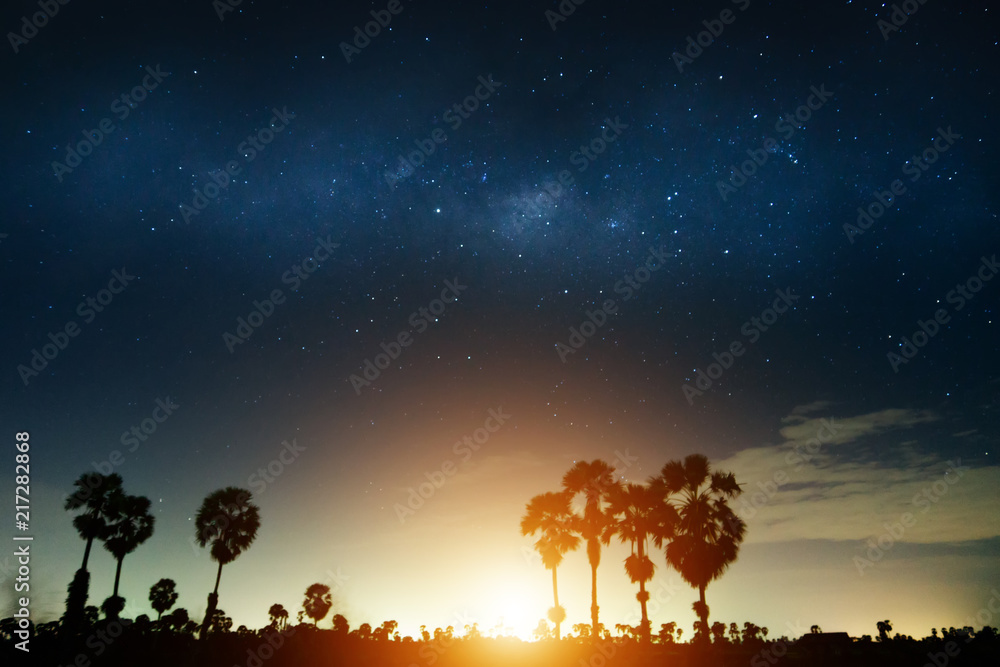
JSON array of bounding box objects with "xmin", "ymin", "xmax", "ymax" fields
[{"xmin": 1, "ymin": 0, "xmax": 998, "ymax": 641}]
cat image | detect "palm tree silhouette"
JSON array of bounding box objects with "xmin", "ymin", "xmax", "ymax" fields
[
  {"xmin": 62, "ymin": 473, "xmax": 124, "ymax": 632},
  {"xmin": 302, "ymin": 583, "xmax": 332, "ymax": 625},
  {"xmin": 65, "ymin": 473, "xmax": 125, "ymax": 570},
  {"xmin": 605, "ymin": 482, "xmax": 677, "ymax": 643},
  {"xmin": 877, "ymin": 619, "xmax": 892, "ymax": 641},
  {"xmin": 194, "ymin": 487, "xmax": 260, "ymax": 638},
  {"xmin": 268, "ymin": 603, "xmax": 289, "ymax": 630},
  {"xmin": 520, "ymin": 490, "xmax": 580, "ymax": 640},
  {"xmin": 332, "ymin": 614, "xmax": 349, "ymax": 633},
  {"xmin": 653, "ymin": 454, "xmax": 745, "ymax": 640},
  {"xmin": 562, "ymin": 459, "xmax": 619, "ymax": 640},
  {"xmin": 149, "ymin": 578, "xmax": 178, "ymax": 620},
  {"xmin": 100, "ymin": 493, "xmax": 155, "ymax": 617}
]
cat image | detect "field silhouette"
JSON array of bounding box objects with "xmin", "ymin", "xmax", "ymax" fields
[{"xmin": 4, "ymin": 458, "xmax": 998, "ymax": 666}]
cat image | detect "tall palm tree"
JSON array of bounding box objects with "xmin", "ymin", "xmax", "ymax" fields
[
  {"xmin": 194, "ymin": 487, "xmax": 260, "ymax": 638},
  {"xmin": 520, "ymin": 490, "xmax": 580, "ymax": 640},
  {"xmin": 65, "ymin": 473, "xmax": 124, "ymax": 570},
  {"xmin": 605, "ymin": 482, "xmax": 677, "ymax": 643},
  {"xmin": 62, "ymin": 473, "xmax": 124, "ymax": 633},
  {"xmin": 562, "ymin": 459, "xmax": 619, "ymax": 640},
  {"xmin": 101, "ymin": 493, "xmax": 155, "ymax": 617},
  {"xmin": 653, "ymin": 454, "xmax": 745, "ymax": 640}
]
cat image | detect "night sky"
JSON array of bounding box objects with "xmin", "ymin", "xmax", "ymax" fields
[{"xmin": 2, "ymin": 0, "xmax": 998, "ymax": 641}]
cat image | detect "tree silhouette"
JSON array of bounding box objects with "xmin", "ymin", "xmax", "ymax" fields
[
  {"xmin": 654, "ymin": 454, "xmax": 745, "ymax": 639},
  {"xmin": 168, "ymin": 607, "xmax": 190, "ymax": 632},
  {"xmin": 62, "ymin": 472, "xmax": 124, "ymax": 632},
  {"xmin": 877, "ymin": 619, "xmax": 893, "ymax": 641},
  {"xmin": 562, "ymin": 459, "xmax": 619, "ymax": 640},
  {"xmin": 268, "ymin": 603, "xmax": 289, "ymax": 631},
  {"xmin": 101, "ymin": 490, "xmax": 156, "ymax": 618},
  {"xmin": 65, "ymin": 473, "xmax": 125, "ymax": 570},
  {"xmin": 193, "ymin": 487, "xmax": 260, "ymax": 638},
  {"xmin": 374, "ymin": 620, "xmax": 398, "ymax": 641},
  {"xmin": 149, "ymin": 578, "xmax": 178, "ymax": 620},
  {"xmin": 520, "ymin": 490, "xmax": 580, "ymax": 640},
  {"xmin": 207, "ymin": 608, "xmax": 232, "ymax": 633},
  {"xmin": 604, "ymin": 482, "xmax": 676, "ymax": 643},
  {"xmin": 302, "ymin": 583, "xmax": 332, "ymax": 625},
  {"xmin": 332, "ymin": 614, "xmax": 349, "ymax": 633},
  {"xmin": 100, "ymin": 493, "xmax": 155, "ymax": 617}
]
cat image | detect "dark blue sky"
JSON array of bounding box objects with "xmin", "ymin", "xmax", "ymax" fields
[{"xmin": 1, "ymin": 0, "xmax": 998, "ymax": 639}]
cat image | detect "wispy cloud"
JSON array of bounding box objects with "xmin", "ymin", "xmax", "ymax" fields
[{"xmin": 718, "ymin": 406, "xmax": 1000, "ymax": 545}]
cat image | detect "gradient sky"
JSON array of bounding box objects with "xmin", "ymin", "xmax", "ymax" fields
[{"xmin": 1, "ymin": 0, "xmax": 998, "ymax": 642}]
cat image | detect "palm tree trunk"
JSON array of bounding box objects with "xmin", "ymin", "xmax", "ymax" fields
[
  {"xmin": 590, "ymin": 560, "xmax": 599, "ymax": 640},
  {"xmin": 81, "ymin": 536, "xmax": 94, "ymax": 571},
  {"xmin": 699, "ymin": 583, "xmax": 708, "ymax": 633},
  {"xmin": 113, "ymin": 557, "xmax": 124, "ymax": 597},
  {"xmin": 552, "ymin": 566, "xmax": 561, "ymax": 640},
  {"xmin": 638, "ymin": 539, "xmax": 649, "ymax": 643},
  {"xmin": 639, "ymin": 579, "xmax": 649, "ymax": 642},
  {"xmin": 212, "ymin": 561, "xmax": 224, "ymax": 595}
]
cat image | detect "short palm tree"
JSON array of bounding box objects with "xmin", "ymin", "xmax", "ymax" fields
[
  {"xmin": 653, "ymin": 454, "xmax": 745, "ymax": 640},
  {"xmin": 520, "ymin": 490, "xmax": 580, "ymax": 640},
  {"xmin": 194, "ymin": 487, "xmax": 260, "ymax": 638},
  {"xmin": 149, "ymin": 579, "xmax": 178, "ymax": 620},
  {"xmin": 302, "ymin": 583, "xmax": 332, "ymax": 625},
  {"xmin": 562, "ymin": 459, "xmax": 619, "ymax": 640},
  {"xmin": 605, "ymin": 482, "xmax": 676, "ymax": 643},
  {"xmin": 268, "ymin": 603, "xmax": 289, "ymax": 630}
]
